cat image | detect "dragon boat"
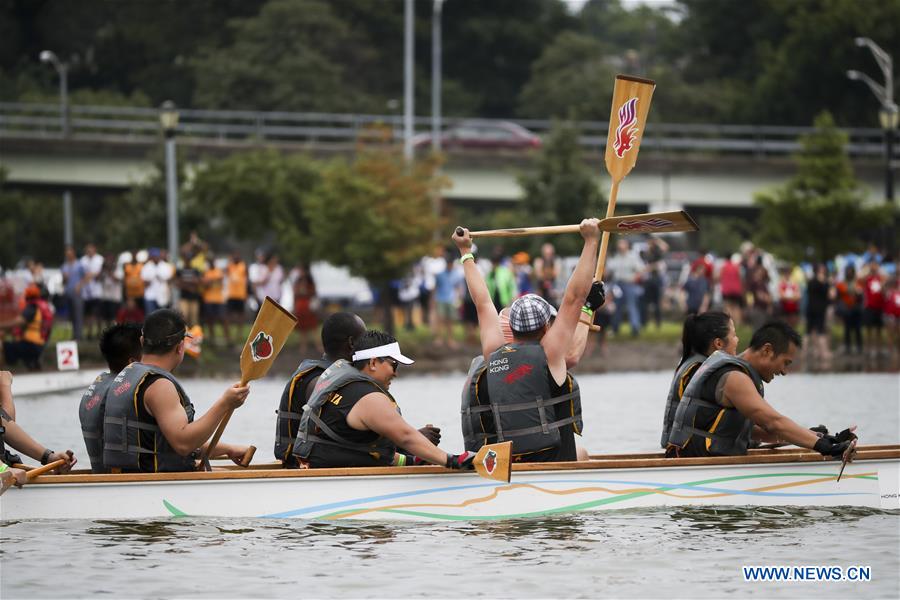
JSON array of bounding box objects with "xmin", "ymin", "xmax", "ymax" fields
[{"xmin": 2, "ymin": 445, "xmax": 897, "ymax": 521}]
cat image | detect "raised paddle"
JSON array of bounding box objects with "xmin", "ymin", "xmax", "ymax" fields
[
  {"xmin": 200, "ymin": 296, "xmax": 298, "ymax": 470},
  {"xmin": 595, "ymin": 74, "xmax": 656, "ymax": 282},
  {"xmin": 463, "ymin": 210, "xmax": 698, "ymax": 239},
  {"xmin": 472, "ymin": 441, "xmax": 512, "ymax": 483},
  {"xmin": 837, "ymin": 439, "xmax": 858, "ymax": 482}
]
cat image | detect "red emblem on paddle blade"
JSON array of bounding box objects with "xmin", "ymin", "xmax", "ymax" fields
[
  {"xmin": 613, "ymin": 97, "xmax": 639, "ymax": 158},
  {"xmin": 250, "ymin": 331, "xmax": 274, "ymax": 362},
  {"xmin": 483, "ymin": 449, "xmax": 497, "ymax": 475},
  {"xmin": 616, "ymin": 218, "xmax": 674, "ymax": 231}
]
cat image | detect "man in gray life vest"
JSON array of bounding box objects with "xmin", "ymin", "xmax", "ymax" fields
[
  {"xmin": 666, "ymin": 320, "xmax": 857, "ymax": 458},
  {"xmin": 452, "ymin": 219, "xmax": 603, "ymax": 462},
  {"xmin": 79, "ymin": 323, "xmax": 143, "ymax": 473},
  {"xmin": 103, "ymin": 309, "xmax": 252, "ymax": 472}
]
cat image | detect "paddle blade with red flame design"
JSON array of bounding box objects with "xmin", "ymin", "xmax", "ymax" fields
[{"xmin": 605, "ymin": 75, "xmax": 656, "ymax": 184}]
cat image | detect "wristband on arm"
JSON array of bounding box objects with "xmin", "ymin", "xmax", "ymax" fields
[{"xmin": 460, "ymin": 253, "xmax": 475, "ymax": 265}]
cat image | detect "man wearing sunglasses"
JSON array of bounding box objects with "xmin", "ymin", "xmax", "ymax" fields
[
  {"xmin": 103, "ymin": 309, "xmax": 252, "ymax": 472},
  {"xmin": 293, "ymin": 330, "xmax": 474, "ymax": 470}
]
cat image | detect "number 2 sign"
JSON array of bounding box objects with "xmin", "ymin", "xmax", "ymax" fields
[{"xmin": 56, "ymin": 341, "xmax": 80, "ymax": 371}]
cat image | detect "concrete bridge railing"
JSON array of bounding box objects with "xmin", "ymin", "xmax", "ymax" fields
[{"xmin": 0, "ymin": 101, "xmax": 887, "ymax": 157}]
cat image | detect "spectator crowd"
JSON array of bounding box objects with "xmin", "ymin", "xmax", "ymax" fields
[{"xmin": 1, "ymin": 233, "xmax": 898, "ymax": 371}]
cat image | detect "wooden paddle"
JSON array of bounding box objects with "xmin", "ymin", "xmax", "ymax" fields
[
  {"xmin": 199, "ymin": 297, "xmax": 297, "ymax": 470},
  {"xmin": 595, "ymin": 74, "xmax": 656, "ymax": 282},
  {"xmin": 24, "ymin": 459, "xmax": 67, "ymax": 480},
  {"xmin": 465, "ymin": 210, "xmax": 697, "ymax": 239},
  {"xmin": 473, "ymin": 441, "xmax": 512, "ymax": 483}
]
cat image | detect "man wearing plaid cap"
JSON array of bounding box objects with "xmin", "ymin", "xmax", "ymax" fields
[{"xmin": 453, "ymin": 219, "xmax": 604, "ymax": 463}]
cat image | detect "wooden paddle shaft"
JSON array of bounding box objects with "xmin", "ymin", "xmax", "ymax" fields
[
  {"xmin": 25, "ymin": 459, "xmax": 67, "ymax": 480},
  {"xmin": 595, "ymin": 179, "xmax": 620, "ymax": 281},
  {"xmin": 203, "ymin": 409, "xmax": 235, "ymax": 471}
]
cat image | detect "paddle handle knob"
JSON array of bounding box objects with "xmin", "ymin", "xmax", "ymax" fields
[
  {"xmin": 239, "ymin": 445, "xmax": 257, "ymax": 468},
  {"xmin": 455, "ymin": 226, "xmax": 464, "ymax": 236}
]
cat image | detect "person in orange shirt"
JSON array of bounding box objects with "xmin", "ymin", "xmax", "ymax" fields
[
  {"xmin": 225, "ymin": 250, "xmax": 249, "ymax": 345},
  {"xmin": 834, "ymin": 265, "xmax": 863, "ymax": 354},
  {"xmin": 122, "ymin": 251, "xmax": 145, "ymax": 309},
  {"xmin": 201, "ymin": 256, "xmax": 227, "ymax": 344}
]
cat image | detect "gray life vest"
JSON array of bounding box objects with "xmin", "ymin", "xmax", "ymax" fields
[
  {"xmin": 461, "ymin": 356, "xmax": 490, "ymax": 452},
  {"xmin": 79, "ymin": 371, "xmax": 115, "ymax": 472},
  {"xmin": 660, "ymin": 354, "xmax": 706, "ymax": 448},
  {"xmin": 293, "ymin": 359, "xmax": 396, "ymax": 463},
  {"xmin": 102, "ymin": 362, "xmax": 197, "ymax": 472},
  {"xmin": 667, "ymin": 351, "xmax": 765, "ymax": 456},
  {"xmin": 275, "ymin": 358, "xmax": 331, "ymax": 462},
  {"xmin": 477, "ymin": 343, "xmax": 582, "ymax": 457}
]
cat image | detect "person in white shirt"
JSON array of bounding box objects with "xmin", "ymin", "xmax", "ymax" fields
[
  {"xmin": 80, "ymin": 243, "xmax": 105, "ymax": 338},
  {"xmin": 142, "ymin": 248, "xmax": 174, "ymax": 313}
]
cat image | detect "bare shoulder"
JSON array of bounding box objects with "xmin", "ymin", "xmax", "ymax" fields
[{"xmin": 143, "ymin": 376, "xmax": 179, "ymax": 416}]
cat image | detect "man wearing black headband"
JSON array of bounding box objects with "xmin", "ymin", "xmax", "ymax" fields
[{"xmin": 103, "ymin": 309, "xmax": 251, "ymax": 472}]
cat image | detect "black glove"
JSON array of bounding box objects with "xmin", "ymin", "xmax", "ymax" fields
[
  {"xmin": 813, "ymin": 437, "xmax": 855, "ymax": 458},
  {"xmin": 418, "ymin": 425, "xmax": 441, "ymax": 446},
  {"xmin": 445, "ymin": 451, "xmax": 477, "ymax": 470},
  {"xmin": 584, "ymin": 281, "xmax": 606, "ymax": 311},
  {"xmin": 818, "ymin": 427, "xmax": 857, "ymax": 445},
  {"xmin": 809, "ymin": 424, "xmax": 829, "ymax": 437}
]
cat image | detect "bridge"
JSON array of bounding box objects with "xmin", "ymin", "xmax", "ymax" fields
[{"xmin": 0, "ymin": 102, "xmax": 891, "ymax": 217}]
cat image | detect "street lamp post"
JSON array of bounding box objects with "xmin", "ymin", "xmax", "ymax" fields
[
  {"xmin": 847, "ymin": 36, "xmax": 896, "ymax": 203},
  {"xmin": 403, "ymin": 0, "xmax": 414, "ymax": 162},
  {"xmin": 160, "ymin": 101, "xmax": 180, "ymax": 304},
  {"xmin": 39, "ymin": 50, "xmax": 69, "ymax": 137},
  {"xmin": 431, "ymin": 0, "xmax": 444, "ymax": 154}
]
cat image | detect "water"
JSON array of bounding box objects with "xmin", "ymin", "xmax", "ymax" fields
[{"xmin": 2, "ymin": 371, "xmax": 899, "ymax": 598}]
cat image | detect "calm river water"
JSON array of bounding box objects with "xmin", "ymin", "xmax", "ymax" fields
[{"xmin": 2, "ymin": 371, "xmax": 899, "ymax": 599}]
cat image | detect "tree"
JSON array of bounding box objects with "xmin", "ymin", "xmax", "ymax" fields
[
  {"xmin": 754, "ymin": 111, "xmax": 890, "ymax": 262},
  {"xmin": 305, "ymin": 151, "xmax": 443, "ymax": 332},
  {"xmin": 188, "ymin": 149, "xmax": 321, "ymax": 263},
  {"xmin": 191, "ymin": 0, "xmax": 381, "ymax": 112},
  {"xmin": 0, "ymin": 167, "xmax": 67, "ymax": 266},
  {"xmin": 518, "ymin": 120, "xmax": 604, "ymax": 255},
  {"xmin": 518, "ymin": 32, "xmax": 615, "ymax": 121}
]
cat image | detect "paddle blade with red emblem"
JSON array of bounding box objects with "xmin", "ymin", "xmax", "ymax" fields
[
  {"xmin": 474, "ymin": 441, "xmax": 512, "ymax": 483},
  {"xmin": 239, "ymin": 296, "xmax": 297, "ymax": 386}
]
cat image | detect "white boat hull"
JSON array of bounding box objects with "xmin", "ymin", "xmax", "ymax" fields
[{"xmin": 3, "ymin": 453, "xmax": 898, "ymax": 521}]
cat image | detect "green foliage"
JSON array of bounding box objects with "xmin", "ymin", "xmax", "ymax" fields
[
  {"xmin": 696, "ymin": 215, "xmax": 755, "ymax": 258},
  {"xmin": 191, "ymin": 0, "xmax": 380, "ymax": 112},
  {"xmin": 754, "ymin": 111, "xmax": 890, "ymax": 262},
  {"xmin": 518, "ymin": 120, "xmax": 604, "ymax": 255},
  {"xmin": 188, "ymin": 149, "xmax": 320, "ymax": 262},
  {"xmin": 305, "ymin": 152, "xmax": 443, "ymax": 285},
  {"xmin": 0, "ymin": 167, "xmax": 67, "ymax": 266},
  {"xmin": 518, "ymin": 32, "xmax": 615, "ymax": 120}
]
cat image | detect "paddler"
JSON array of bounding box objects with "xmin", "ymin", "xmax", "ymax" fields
[
  {"xmin": 453, "ymin": 219, "xmax": 603, "ymax": 463},
  {"xmin": 276, "ymin": 312, "xmax": 366, "ymax": 465},
  {"xmin": 660, "ymin": 311, "xmax": 738, "ymax": 448},
  {"xmin": 78, "ymin": 323, "xmax": 143, "ymax": 473},
  {"xmin": 102, "ymin": 309, "xmax": 251, "ymax": 472},
  {"xmin": 0, "ymin": 370, "xmax": 77, "ymax": 474},
  {"xmin": 666, "ymin": 320, "xmax": 856, "ymax": 458},
  {"xmin": 293, "ymin": 330, "xmax": 474, "ymax": 471}
]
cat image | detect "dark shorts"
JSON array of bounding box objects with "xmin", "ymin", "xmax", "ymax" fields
[
  {"xmin": 806, "ymin": 311, "xmax": 827, "ymax": 334},
  {"xmin": 863, "ymin": 308, "xmax": 883, "ymax": 328},
  {"xmin": 722, "ymin": 293, "xmax": 744, "ymax": 307},
  {"xmin": 203, "ymin": 303, "xmax": 226, "ymax": 319},
  {"xmin": 84, "ymin": 298, "xmax": 102, "ymax": 317},
  {"xmin": 101, "ymin": 300, "xmax": 119, "ymax": 321},
  {"xmin": 3, "ymin": 341, "xmax": 44, "ymax": 368},
  {"xmin": 227, "ymin": 299, "xmax": 246, "ymax": 315}
]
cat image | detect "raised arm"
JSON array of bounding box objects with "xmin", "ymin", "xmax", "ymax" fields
[
  {"xmin": 452, "ymin": 227, "xmax": 505, "ymax": 360},
  {"xmin": 542, "ymin": 219, "xmax": 600, "ymax": 383}
]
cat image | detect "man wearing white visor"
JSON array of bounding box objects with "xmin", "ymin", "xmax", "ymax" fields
[{"xmin": 293, "ymin": 330, "xmax": 476, "ymax": 470}]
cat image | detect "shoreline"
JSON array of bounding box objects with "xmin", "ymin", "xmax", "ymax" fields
[{"xmin": 22, "ymin": 337, "xmax": 899, "ymax": 380}]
